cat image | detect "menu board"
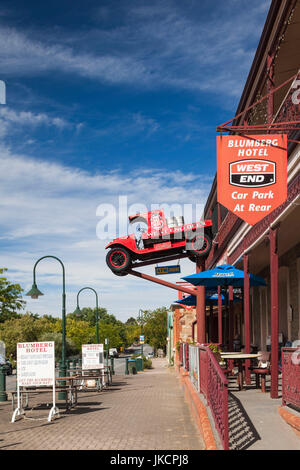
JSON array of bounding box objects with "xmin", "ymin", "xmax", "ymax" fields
[
  {"xmin": 17, "ymin": 342, "xmax": 55, "ymax": 387},
  {"xmin": 82, "ymin": 344, "xmax": 104, "ymax": 370}
]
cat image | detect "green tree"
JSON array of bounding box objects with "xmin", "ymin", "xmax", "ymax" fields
[
  {"xmin": 0, "ymin": 312, "xmax": 56, "ymax": 358},
  {"xmin": 96, "ymin": 322, "xmax": 123, "ymax": 349},
  {"xmin": 143, "ymin": 307, "xmax": 168, "ymax": 352},
  {"xmin": 39, "ymin": 332, "xmax": 78, "ymax": 361},
  {"xmin": 67, "ymin": 307, "xmax": 118, "ymax": 326},
  {"xmin": 123, "ymin": 323, "xmax": 140, "ymax": 347},
  {"xmin": 125, "ymin": 317, "xmax": 138, "ymax": 325},
  {"xmin": 0, "ymin": 268, "xmax": 25, "ymax": 322}
]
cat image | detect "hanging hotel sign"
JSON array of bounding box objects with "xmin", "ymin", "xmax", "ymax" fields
[
  {"xmin": 217, "ymin": 134, "xmax": 287, "ymax": 225},
  {"xmin": 155, "ymin": 265, "xmax": 181, "ymax": 275}
]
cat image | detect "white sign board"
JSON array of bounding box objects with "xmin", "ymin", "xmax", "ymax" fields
[
  {"xmin": 82, "ymin": 344, "xmax": 104, "ymax": 370},
  {"xmin": 17, "ymin": 342, "xmax": 55, "ymax": 387}
]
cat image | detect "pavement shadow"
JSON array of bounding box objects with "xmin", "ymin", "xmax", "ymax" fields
[
  {"xmin": 0, "ymin": 442, "xmax": 23, "ymax": 449},
  {"xmin": 228, "ymin": 392, "xmax": 261, "ymax": 450},
  {"xmin": 62, "ymin": 406, "xmax": 110, "ymax": 416},
  {"xmin": 109, "ymin": 381, "xmax": 129, "ymax": 387}
]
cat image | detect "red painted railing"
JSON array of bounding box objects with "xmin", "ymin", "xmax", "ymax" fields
[
  {"xmin": 179, "ymin": 343, "xmax": 183, "ymax": 366},
  {"xmin": 183, "ymin": 344, "xmax": 229, "ymax": 450},
  {"xmin": 199, "ymin": 345, "xmax": 229, "ymax": 450},
  {"xmin": 199, "ymin": 347, "xmax": 208, "ymax": 398},
  {"xmin": 206, "ymin": 348, "xmax": 229, "ymax": 450},
  {"xmin": 185, "ymin": 342, "xmax": 189, "ymax": 372},
  {"xmin": 282, "ymin": 347, "xmax": 300, "ymax": 410}
]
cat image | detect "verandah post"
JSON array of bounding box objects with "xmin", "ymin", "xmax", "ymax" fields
[
  {"xmin": 196, "ymin": 258, "xmax": 206, "ymax": 344},
  {"xmin": 243, "ymin": 253, "xmax": 251, "ymax": 385},
  {"xmin": 218, "ymin": 286, "xmax": 222, "ymax": 346},
  {"xmin": 229, "ymin": 285, "xmax": 234, "ymax": 351},
  {"xmin": 270, "ymin": 225, "xmax": 279, "ymax": 398}
]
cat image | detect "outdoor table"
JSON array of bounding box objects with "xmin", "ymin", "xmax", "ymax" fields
[
  {"xmin": 69, "ymin": 371, "xmax": 105, "ymax": 391},
  {"xmin": 12, "ymin": 377, "xmax": 79, "ymax": 412},
  {"xmin": 56, "ymin": 376, "xmax": 79, "ymax": 407},
  {"xmin": 221, "ymin": 353, "xmax": 259, "ymax": 390}
]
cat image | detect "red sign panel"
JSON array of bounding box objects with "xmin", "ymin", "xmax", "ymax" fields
[{"xmin": 217, "ymin": 134, "xmax": 287, "ymax": 225}]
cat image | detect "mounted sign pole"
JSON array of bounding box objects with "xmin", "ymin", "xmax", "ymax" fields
[
  {"xmin": 128, "ymin": 269, "xmax": 196, "ymax": 296},
  {"xmin": 217, "ymin": 134, "xmax": 287, "ymax": 225}
]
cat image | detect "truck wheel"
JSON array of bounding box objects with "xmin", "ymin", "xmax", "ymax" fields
[
  {"xmin": 186, "ymin": 233, "xmax": 212, "ymax": 258},
  {"xmin": 106, "ymin": 247, "xmax": 131, "ymax": 273}
]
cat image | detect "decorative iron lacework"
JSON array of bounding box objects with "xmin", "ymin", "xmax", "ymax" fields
[{"xmin": 228, "ymin": 172, "xmax": 300, "ymax": 265}]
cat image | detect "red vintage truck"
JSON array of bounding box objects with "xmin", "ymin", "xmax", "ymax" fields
[{"xmin": 105, "ymin": 210, "xmax": 212, "ymax": 275}]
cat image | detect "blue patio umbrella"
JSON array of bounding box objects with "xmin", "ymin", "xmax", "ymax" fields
[
  {"xmin": 182, "ymin": 264, "xmax": 266, "ymax": 288},
  {"xmin": 175, "ymin": 292, "xmax": 240, "ymax": 307},
  {"xmin": 174, "ymin": 295, "xmax": 196, "ymax": 307}
]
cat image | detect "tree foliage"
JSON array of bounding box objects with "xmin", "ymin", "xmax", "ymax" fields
[
  {"xmin": 0, "ymin": 268, "xmax": 25, "ymax": 322},
  {"xmin": 67, "ymin": 307, "xmax": 119, "ymax": 326},
  {"xmin": 0, "ymin": 313, "xmax": 57, "ymax": 358},
  {"xmin": 143, "ymin": 307, "xmax": 168, "ymax": 352}
]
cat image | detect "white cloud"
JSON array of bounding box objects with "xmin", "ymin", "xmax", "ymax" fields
[
  {"xmin": 0, "ymin": 146, "xmax": 212, "ymax": 321},
  {"xmin": 0, "ymin": 0, "xmax": 271, "ymax": 99},
  {"xmin": 0, "ymin": 107, "xmax": 71, "ymax": 139}
]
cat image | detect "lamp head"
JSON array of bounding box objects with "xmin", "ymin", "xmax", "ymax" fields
[
  {"xmin": 73, "ymin": 306, "xmax": 82, "ymax": 317},
  {"xmin": 26, "ymin": 283, "xmax": 44, "ymax": 299}
]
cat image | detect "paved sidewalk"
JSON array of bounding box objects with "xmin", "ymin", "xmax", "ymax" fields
[
  {"xmin": 0, "ymin": 358, "xmax": 204, "ymax": 450},
  {"xmin": 227, "ymin": 375, "xmax": 300, "ymax": 450}
]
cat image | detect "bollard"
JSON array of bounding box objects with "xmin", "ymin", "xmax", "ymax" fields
[
  {"xmin": 125, "ymin": 357, "xmax": 129, "ymax": 375},
  {"xmin": 128, "ymin": 360, "xmax": 137, "ymax": 375},
  {"xmin": 0, "ymin": 365, "xmax": 8, "ymax": 402},
  {"xmin": 110, "ymin": 357, "xmax": 115, "ymax": 375},
  {"xmin": 135, "ymin": 357, "xmax": 144, "ymax": 372}
]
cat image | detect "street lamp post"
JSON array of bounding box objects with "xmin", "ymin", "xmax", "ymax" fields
[
  {"xmin": 74, "ymin": 287, "xmax": 99, "ymax": 343},
  {"xmin": 138, "ymin": 309, "xmax": 144, "ymax": 357},
  {"xmin": 26, "ymin": 255, "xmax": 67, "ymax": 400}
]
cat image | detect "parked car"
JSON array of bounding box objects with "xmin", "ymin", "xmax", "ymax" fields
[
  {"xmin": 106, "ymin": 209, "xmax": 212, "ymax": 274},
  {"xmin": 109, "ymin": 348, "xmax": 119, "ymax": 358},
  {"xmin": 147, "ymin": 352, "xmax": 154, "ymax": 359},
  {"xmin": 0, "ymin": 360, "xmax": 13, "ymax": 375}
]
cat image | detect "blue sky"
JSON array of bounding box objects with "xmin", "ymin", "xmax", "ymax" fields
[{"xmin": 0, "ymin": 0, "xmax": 271, "ymax": 321}]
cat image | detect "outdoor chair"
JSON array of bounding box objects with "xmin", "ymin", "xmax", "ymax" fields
[
  {"xmin": 220, "ymin": 361, "xmax": 235, "ymax": 376},
  {"xmin": 250, "ymin": 351, "xmax": 270, "ymax": 392}
]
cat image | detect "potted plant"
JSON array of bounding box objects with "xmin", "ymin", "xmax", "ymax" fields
[{"xmin": 208, "ymin": 344, "xmax": 223, "ymax": 364}]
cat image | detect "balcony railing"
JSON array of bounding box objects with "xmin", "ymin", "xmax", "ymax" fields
[{"xmin": 272, "ymin": 73, "xmax": 300, "ymax": 140}]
